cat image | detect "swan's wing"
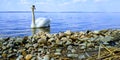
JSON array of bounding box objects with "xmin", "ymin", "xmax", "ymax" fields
[{"xmin": 35, "ymin": 18, "xmax": 50, "ymax": 27}]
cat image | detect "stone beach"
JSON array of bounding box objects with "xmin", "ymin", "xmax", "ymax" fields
[{"xmin": 0, "ymin": 29, "xmax": 120, "ymax": 60}]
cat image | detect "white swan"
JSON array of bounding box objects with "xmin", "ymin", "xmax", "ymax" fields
[{"xmin": 31, "ymin": 5, "xmax": 50, "ymax": 28}]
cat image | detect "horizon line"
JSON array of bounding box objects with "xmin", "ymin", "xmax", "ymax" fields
[{"xmin": 0, "ymin": 11, "xmax": 120, "ymax": 13}]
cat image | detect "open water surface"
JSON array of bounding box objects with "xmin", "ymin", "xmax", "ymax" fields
[{"xmin": 0, "ymin": 12, "xmax": 120, "ymax": 37}]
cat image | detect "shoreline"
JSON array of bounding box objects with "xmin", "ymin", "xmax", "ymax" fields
[
  {"xmin": 0, "ymin": 28, "xmax": 120, "ymax": 38},
  {"xmin": 0, "ymin": 29, "xmax": 120, "ymax": 60}
]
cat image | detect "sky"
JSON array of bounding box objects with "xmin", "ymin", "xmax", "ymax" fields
[{"xmin": 0, "ymin": 0, "xmax": 120, "ymax": 12}]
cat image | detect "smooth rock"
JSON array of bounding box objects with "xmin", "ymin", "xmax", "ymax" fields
[
  {"xmin": 48, "ymin": 38, "xmax": 55, "ymax": 42},
  {"xmin": 15, "ymin": 38, "xmax": 23, "ymax": 43},
  {"xmin": 3, "ymin": 42, "xmax": 8, "ymax": 46},
  {"xmin": 56, "ymin": 49, "xmax": 62, "ymax": 52},
  {"xmin": 16, "ymin": 55, "xmax": 24, "ymax": 60},
  {"xmin": 46, "ymin": 34, "xmax": 52, "ymax": 38},
  {"xmin": 2, "ymin": 53, "xmax": 7, "ymax": 58},
  {"xmin": 101, "ymin": 36, "xmax": 113, "ymax": 42},
  {"xmin": 64, "ymin": 30, "xmax": 72, "ymax": 36},
  {"xmin": 31, "ymin": 57, "xmax": 36, "ymax": 60},
  {"xmin": 38, "ymin": 48, "xmax": 44, "ymax": 52},
  {"xmin": 56, "ymin": 39, "xmax": 62, "ymax": 45},
  {"xmin": 80, "ymin": 46, "xmax": 86, "ymax": 49},
  {"xmin": 67, "ymin": 45, "xmax": 73, "ymax": 50},
  {"xmin": 2, "ymin": 46, "xmax": 7, "ymax": 50},
  {"xmin": 0, "ymin": 55, "xmax": 2, "ymax": 58},
  {"xmin": 93, "ymin": 31, "xmax": 99, "ymax": 34},
  {"xmin": 25, "ymin": 54, "xmax": 32, "ymax": 60},
  {"xmin": 33, "ymin": 43, "xmax": 38, "ymax": 48},
  {"xmin": 43, "ymin": 55, "xmax": 49, "ymax": 60},
  {"xmin": 38, "ymin": 39, "xmax": 46, "ymax": 44},
  {"xmin": 25, "ymin": 44, "xmax": 33, "ymax": 48},
  {"xmin": 67, "ymin": 54, "xmax": 78, "ymax": 57},
  {"xmin": 59, "ymin": 32, "xmax": 65, "ymax": 38},
  {"xmin": 71, "ymin": 49, "xmax": 76, "ymax": 53},
  {"xmin": 65, "ymin": 40, "xmax": 72, "ymax": 45},
  {"xmin": 0, "ymin": 42, "xmax": 2, "ymax": 47},
  {"xmin": 7, "ymin": 53, "xmax": 16, "ymax": 58},
  {"xmin": 54, "ymin": 52, "xmax": 61, "ymax": 55},
  {"xmin": 79, "ymin": 54, "xmax": 86, "ymax": 59}
]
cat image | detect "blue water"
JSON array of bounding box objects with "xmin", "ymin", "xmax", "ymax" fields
[{"xmin": 0, "ymin": 12, "xmax": 120, "ymax": 37}]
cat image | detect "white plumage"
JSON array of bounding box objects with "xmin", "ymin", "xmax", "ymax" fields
[
  {"xmin": 31, "ymin": 17, "xmax": 50, "ymax": 28},
  {"xmin": 31, "ymin": 5, "xmax": 50, "ymax": 28}
]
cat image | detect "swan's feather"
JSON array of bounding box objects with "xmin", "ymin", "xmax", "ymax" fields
[{"xmin": 35, "ymin": 17, "xmax": 50, "ymax": 28}]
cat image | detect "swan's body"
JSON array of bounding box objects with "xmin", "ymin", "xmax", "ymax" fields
[
  {"xmin": 31, "ymin": 5, "xmax": 50, "ymax": 28},
  {"xmin": 31, "ymin": 17, "xmax": 50, "ymax": 28}
]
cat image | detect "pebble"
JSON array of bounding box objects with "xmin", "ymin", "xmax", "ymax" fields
[
  {"xmin": 67, "ymin": 54, "xmax": 78, "ymax": 57},
  {"xmin": 2, "ymin": 53, "xmax": 7, "ymax": 58},
  {"xmin": 16, "ymin": 55, "xmax": 24, "ymax": 60},
  {"xmin": 43, "ymin": 55, "xmax": 49, "ymax": 60},
  {"xmin": 0, "ymin": 42, "xmax": 2, "ymax": 47},
  {"xmin": 0, "ymin": 30, "xmax": 119, "ymax": 60},
  {"xmin": 67, "ymin": 45, "xmax": 73, "ymax": 50},
  {"xmin": 25, "ymin": 54, "xmax": 32, "ymax": 60},
  {"xmin": 54, "ymin": 52, "xmax": 61, "ymax": 55},
  {"xmin": 33, "ymin": 43, "xmax": 38, "ymax": 48},
  {"xmin": 71, "ymin": 49, "xmax": 76, "ymax": 53},
  {"xmin": 79, "ymin": 54, "xmax": 86, "ymax": 59},
  {"xmin": 64, "ymin": 30, "xmax": 72, "ymax": 36},
  {"xmin": 7, "ymin": 53, "xmax": 16, "ymax": 58}
]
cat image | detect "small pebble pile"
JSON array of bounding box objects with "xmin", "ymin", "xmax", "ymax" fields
[{"xmin": 0, "ymin": 29, "xmax": 120, "ymax": 60}]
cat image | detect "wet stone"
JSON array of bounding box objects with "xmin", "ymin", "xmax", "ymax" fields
[
  {"xmin": 3, "ymin": 42, "xmax": 8, "ymax": 46},
  {"xmin": 0, "ymin": 42, "xmax": 2, "ymax": 47},
  {"xmin": 2, "ymin": 46, "xmax": 7, "ymax": 50},
  {"xmin": 67, "ymin": 54, "xmax": 78, "ymax": 57},
  {"xmin": 7, "ymin": 53, "xmax": 16, "ymax": 58},
  {"xmin": 0, "ymin": 55, "xmax": 2, "ymax": 58},
  {"xmin": 0, "ymin": 30, "xmax": 120, "ymax": 60},
  {"xmin": 16, "ymin": 55, "xmax": 24, "ymax": 60},
  {"xmin": 25, "ymin": 54, "xmax": 32, "ymax": 60}
]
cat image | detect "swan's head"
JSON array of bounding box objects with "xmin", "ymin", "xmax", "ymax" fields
[{"xmin": 32, "ymin": 5, "xmax": 36, "ymax": 10}]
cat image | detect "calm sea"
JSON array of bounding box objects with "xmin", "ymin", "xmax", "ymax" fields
[{"xmin": 0, "ymin": 12, "xmax": 120, "ymax": 37}]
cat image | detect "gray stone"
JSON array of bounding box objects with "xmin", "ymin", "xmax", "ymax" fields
[
  {"xmin": 0, "ymin": 42, "xmax": 2, "ymax": 47},
  {"xmin": 7, "ymin": 53, "xmax": 16, "ymax": 58},
  {"xmin": 67, "ymin": 54, "xmax": 78, "ymax": 57}
]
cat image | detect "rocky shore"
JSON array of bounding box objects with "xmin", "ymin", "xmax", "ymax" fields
[{"xmin": 0, "ymin": 29, "xmax": 120, "ymax": 60}]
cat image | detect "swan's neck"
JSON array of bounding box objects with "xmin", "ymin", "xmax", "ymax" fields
[{"xmin": 32, "ymin": 8, "xmax": 35, "ymax": 27}]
